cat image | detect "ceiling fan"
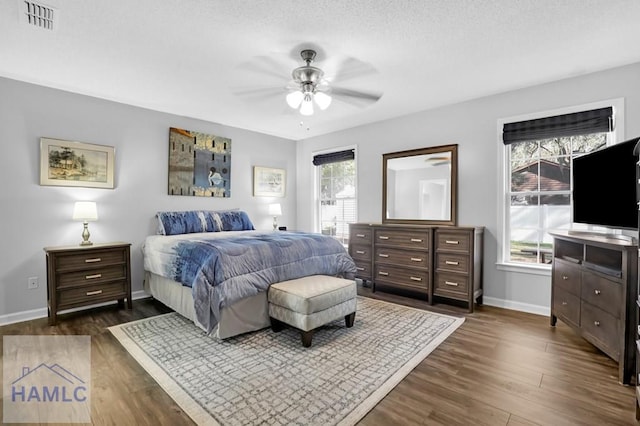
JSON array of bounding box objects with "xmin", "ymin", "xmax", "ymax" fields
[
  {"xmin": 234, "ymin": 48, "xmax": 383, "ymax": 116},
  {"xmin": 285, "ymin": 49, "xmax": 382, "ymax": 116}
]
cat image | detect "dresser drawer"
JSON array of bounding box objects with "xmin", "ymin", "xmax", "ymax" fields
[
  {"xmin": 354, "ymin": 261, "xmax": 372, "ymax": 280},
  {"xmin": 433, "ymin": 271, "xmax": 469, "ymax": 299},
  {"xmin": 552, "ymin": 287, "xmax": 580, "ymax": 328},
  {"xmin": 435, "ymin": 252, "xmax": 469, "ymax": 273},
  {"xmin": 374, "ymin": 229, "xmax": 430, "ymax": 250},
  {"xmin": 374, "ymin": 265, "xmax": 428, "ymax": 290},
  {"xmin": 58, "ymin": 281, "xmax": 127, "ymax": 308},
  {"xmin": 436, "ymin": 231, "xmax": 470, "ymax": 253},
  {"xmin": 349, "ymin": 226, "xmax": 372, "ymax": 245},
  {"xmin": 350, "ymin": 244, "xmax": 372, "ymax": 262},
  {"xmin": 553, "ymin": 260, "xmax": 581, "ymax": 297},
  {"xmin": 375, "ymin": 247, "xmax": 428, "ymax": 268},
  {"xmin": 581, "ymin": 273, "xmax": 621, "ymax": 318},
  {"xmin": 581, "ymin": 301, "xmax": 620, "ymax": 359},
  {"xmin": 55, "ymin": 248, "xmax": 127, "ymax": 271}
]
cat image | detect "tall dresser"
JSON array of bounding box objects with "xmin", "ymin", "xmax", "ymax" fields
[
  {"xmin": 349, "ymin": 223, "xmax": 484, "ymax": 312},
  {"xmin": 549, "ymin": 231, "xmax": 637, "ymax": 385}
]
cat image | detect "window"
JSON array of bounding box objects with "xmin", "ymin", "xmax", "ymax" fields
[
  {"xmin": 314, "ymin": 149, "xmax": 356, "ymax": 245},
  {"xmin": 500, "ymin": 104, "xmax": 618, "ymax": 268}
]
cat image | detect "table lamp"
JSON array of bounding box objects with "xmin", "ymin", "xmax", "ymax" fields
[
  {"xmin": 72, "ymin": 201, "xmax": 98, "ymax": 246},
  {"xmin": 268, "ymin": 203, "xmax": 282, "ymax": 231}
]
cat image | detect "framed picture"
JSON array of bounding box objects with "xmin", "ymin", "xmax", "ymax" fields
[
  {"xmin": 168, "ymin": 127, "xmax": 232, "ymax": 197},
  {"xmin": 40, "ymin": 138, "xmax": 115, "ymax": 189},
  {"xmin": 253, "ymin": 166, "xmax": 285, "ymax": 197}
]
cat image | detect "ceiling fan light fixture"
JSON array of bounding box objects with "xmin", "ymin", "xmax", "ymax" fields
[
  {"xmin": 300, "ymin": 98, "xmax": 314, "ymax": 116},
  {"xmin": 286, "ymin": 91, "xmax": 304, "ymax": 109},
  {"xmin": 314, "ymin": 91, "xmax": 332, "ymax": 110}
]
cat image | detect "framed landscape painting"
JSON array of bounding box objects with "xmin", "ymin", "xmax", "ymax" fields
[
  {"xmin": 40, "ymin": 138, "xmax": 115, "ymax": 189},
  {"xmin": 253, "ymin": 166, "xmax": 285, "ymax": 197}
]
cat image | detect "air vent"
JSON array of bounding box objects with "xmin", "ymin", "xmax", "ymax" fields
[{"xmin": 22, "ymin": 1, "xmax": 56, "ymax": 31}]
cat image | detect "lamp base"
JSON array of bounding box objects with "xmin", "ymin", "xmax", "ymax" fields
[{"xmin": 80, "ymin": 221, "xmax": 93, "ymax": 246}]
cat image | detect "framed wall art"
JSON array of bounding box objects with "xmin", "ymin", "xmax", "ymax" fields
[
  {"xmin": 253, "ymin": 166, "xmax": 285, "ymax": 197},
  {"xmin": 40, "ymin": 138, "xmax": 115, "ymax": 189},
  {"xmin": 168, "ymin": 127, "xmax": 232, "ymax": 197}
]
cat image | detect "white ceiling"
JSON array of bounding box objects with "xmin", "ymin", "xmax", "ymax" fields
[{"xmin": 1, "ymin": 0, "xmax": 639, "ymax": 141}]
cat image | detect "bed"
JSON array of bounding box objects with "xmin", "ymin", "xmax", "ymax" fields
[{"xmin": 142, "ymin": 210, "xmax": 357, "ymax": 339}]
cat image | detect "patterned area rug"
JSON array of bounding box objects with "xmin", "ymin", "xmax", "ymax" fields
[{"xmin": 109, "ymin": 296, "xmax": 464, "ymax": 426}]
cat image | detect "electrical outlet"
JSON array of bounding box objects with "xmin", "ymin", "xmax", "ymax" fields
[{"xmin": 27, "ymin": 276, "xmax": 38, "ymax": 289}]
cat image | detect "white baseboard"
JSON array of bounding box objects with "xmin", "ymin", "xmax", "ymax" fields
[
  {"xmin": 482, "ymin": 296, "xmax": 550, "ymax": 317},
  {"xmin": 0, "ymin": 290, "xmax": 150, "ymax": 327}
]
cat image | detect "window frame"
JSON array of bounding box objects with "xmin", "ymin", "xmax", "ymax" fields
[
  {"xmin": 496, "ymin": 98, "xmax": 624, "ymax": 275},
  {"xmin": 313, "ymin": 145, "xmax": 358, "ymax": 244}
]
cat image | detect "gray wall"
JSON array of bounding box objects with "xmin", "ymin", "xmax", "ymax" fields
[
  {"xmin": 0, "ymin": 77, "xmax": 296, "ymax": 322},
  {"xmin": 296, "ymin": 62, "xmax": 640, "ymax": 314}
]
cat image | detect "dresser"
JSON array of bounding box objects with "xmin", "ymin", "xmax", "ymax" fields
[
  {"xmin": 549, "ymin": 231, "xmax": 637, "ymax": 385},
  {"xmin": 44, "ymin": 242, "xmax": 132, "ymax": 325},
  {"xmin": 349, "ymin": 223, "xmax": 484, "ymax": 312}
]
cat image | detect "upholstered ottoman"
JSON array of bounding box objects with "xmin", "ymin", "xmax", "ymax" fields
[{"xmin": 268, "ymin": 275, "xmax": 357, "ymax": 347}]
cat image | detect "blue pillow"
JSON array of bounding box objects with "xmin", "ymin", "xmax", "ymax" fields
[{"xmin": 157, "ymin": 210, "xmax": 255, "ymax": 235}]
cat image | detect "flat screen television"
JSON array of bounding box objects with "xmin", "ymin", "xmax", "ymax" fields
[{"xmin": 572, "ymin": 136, "xmax": 639, "ymax": 231}]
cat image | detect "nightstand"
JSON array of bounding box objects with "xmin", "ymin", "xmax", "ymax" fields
[{"xmin": 44, "ymin": 242, "xmax": 132, "ymax": 325}]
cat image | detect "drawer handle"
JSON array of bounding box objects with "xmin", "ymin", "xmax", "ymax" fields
[
  {"xmin": 445, "ymin": 260, "xmax": 459, "ymax": 265},
  {"xmin": 562, "ymin": 275, "xmax": 569, "ymax": 280},
  {"xmin": 378, "ymin": 254, "xmax": 389, "ymax": 258},
  {"xmin": 85, "ymin": 274, "xmax": 102, "ymax": 280},
  {"xmin": 410, "ymin": 257, "xmax": 423, "ymax": 262},
  {"xmin": 85, "ymin": 258, "xmax": 102, "ymax": 263},
  {"xmin": 86, "ymin": 290, "xmax": 103, "ymax": 296},
  {"xmin": 378, "ymin": 271, "xmax": 389, "ymax": 276},
  {"xmin": 378, "ymin": 236, "xmax": 389, "ymax": 240},
  {"xmin": 445, "ymin": 240, "xmax": 459, "ymax": 245},
  {"xmin": 445, "ymin": 281, "xmax": 459, "ymax": 287},
  {"xmin": 410, "ymin": 238, "xmax": 423, "ymax": 243},
  {"xmin": 356, "ymin": 267, "xmax": 365, "ymax": 271},
  {"xmin": 561, "ymin": 301, "xmax": 568, "ymax": 306},
  {"xmin": 410, "ymin": 276, "xmax": 422, "ymax": 282},
  {"xmin": 356, "ymin": 234, "xmax": 366, "ymax": 238},
  {"xmin": 594, "ymin": 321, "xmax": 600, "ymax": 327},
  {"xmin": 356, "ymin": 250, "xmax": 366, "ymax": 254},
  {"xmin": 594, "ymin": 289, "xmax": 601, "ymax": 295}
]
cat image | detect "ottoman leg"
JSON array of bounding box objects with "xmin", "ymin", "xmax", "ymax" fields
[
  {"xmin": 301, "ymin": 330, "xmax": 314, "ymax": 347},
  {"xmin": 345, "ymin": 312, "xmax": 356, "ymax": 328},
  {"xmin": 270, "ymin": 317, "xmax": 286, "ymax": 332}
]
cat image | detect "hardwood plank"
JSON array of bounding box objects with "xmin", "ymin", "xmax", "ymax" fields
[{"xmin": 0, "ymin": 290, "xmax": 636, "ymax": 425}]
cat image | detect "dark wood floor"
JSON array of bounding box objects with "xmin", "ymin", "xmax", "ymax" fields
[{"xmin": 0, "ymin": 286, "xmax": 636, "ymax": 425}]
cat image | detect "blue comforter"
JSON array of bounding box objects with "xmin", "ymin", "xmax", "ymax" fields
[{"xmin": 143, "ymin": 231, "xmax": 357, "ymax": 333}]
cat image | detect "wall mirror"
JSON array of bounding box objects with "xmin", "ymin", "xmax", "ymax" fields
[{"xmin": 382, "ymin": 144, "xmax": 458, "ymax": 226}]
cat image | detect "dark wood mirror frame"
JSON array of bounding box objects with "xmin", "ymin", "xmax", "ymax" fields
[{"xmin": 382, "ymin": 144, "xmax": 458, "ymax": 226}]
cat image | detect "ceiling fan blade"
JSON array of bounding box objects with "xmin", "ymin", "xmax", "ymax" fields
[
  {"xmin": 235, "ymin": 54, "xmax": 294, "ymax": 81},
  {"xmin": 232, "ymin": 86, "xmax": 287, "ymax": 102},
  {"xmin": 330, "ymin": 86, "xmax": 383, "ymax": 105},
  {"xmin": 323, "ymin": 56, "xmax": 379, "ymax": 83}
]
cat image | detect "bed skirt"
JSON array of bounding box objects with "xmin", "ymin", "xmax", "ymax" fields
[{"xmin": 143, "ymin": 271, "xmax": 270, "ymax": 339}]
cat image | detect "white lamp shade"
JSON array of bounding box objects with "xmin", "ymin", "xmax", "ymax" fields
[
  {"xmin": 286, "ymin": 91, "xmax": 304, "ymax": 109},
  {"xmin": 300, "ymin": 99, "xmax": 314, "ymax": 116},
  {"xmin": 72, "ymin": 201, "xmax": 98, "ymax": 221},
  {"xmin": 268, "ymin": 203, "xmax": 282, "ymax": 216},
  {"xmin": 314, "ymin": 92, "xmax": 332, "ymax": 110}
]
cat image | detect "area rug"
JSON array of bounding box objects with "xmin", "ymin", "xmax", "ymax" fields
[{"xmin": 108, "ymin": 296, "xmax": 464, "ymax": 426}]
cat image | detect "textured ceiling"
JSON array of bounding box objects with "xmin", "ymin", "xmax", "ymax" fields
[{"xmin": 1, "ymin": 0, "xmax": 639, "ymax": 140}]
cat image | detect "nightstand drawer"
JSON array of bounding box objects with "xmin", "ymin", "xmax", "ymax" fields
[
  {"xmin": 58, "ymin": 281, "xmax": 127, "ymax": 308},
  {"xmin": 57, "ymin": 265, "xmax": 126, "ymax": 288},
  {"xmin": 55, "ymin": 248, "xmax": 127, "ymax": 271}
]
